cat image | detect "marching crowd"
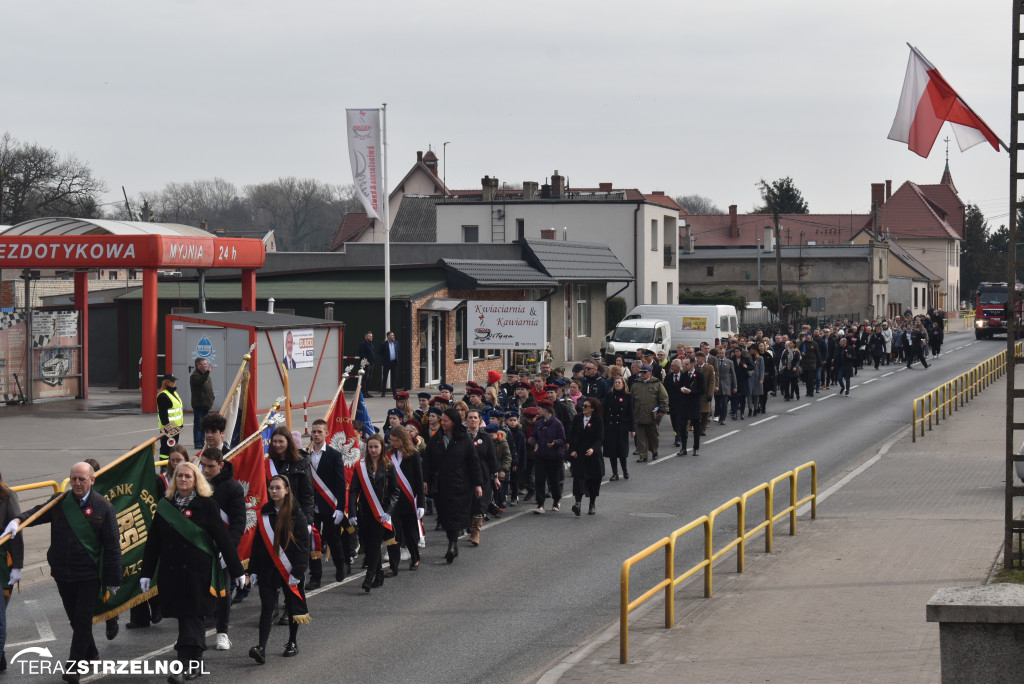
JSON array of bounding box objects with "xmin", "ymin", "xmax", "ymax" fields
[{"xmin": 0, "ymin": 310, "xmax": 949, "ymax": 681}]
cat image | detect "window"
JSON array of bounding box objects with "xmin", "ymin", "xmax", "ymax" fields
[
  {"xmin": 455, "ymin": 306, "xmax": 467, "ymax": 360},
  {"xmin": 666, "ymin": 282, "xmax": 674, "ymax": 304},
  {"xmin": 108, "ymin": 271, "xmax": 117, "ymax": 280},
  {"xmin": 651, "ymin": 281, "xmax": 658, "ymax": 304},
  {"xmin": 127, "ymin": 269, "xmax": 137, "ymax": 279},
  {"xmin": 462, "ymin": 225, "xmax": 479, "ymax": 243},
  {"xmin": 707, "ymin": 266, "xmax": 714, "ymax": 277},
  {"xmin": 651, "ymin": 219, "xmax": 658, "ymax": 250},
  {"xmin": 576, "ymin": 285, "xmax": 591, "ymax": 337},
  {"xmin": 516, "ymin": 218, "xmax": 525, "ymax": 242},
  {"xmin": 914, "ymin": 287, "xmax": 919, "ymax": 308},
  {"xmin": 878, "ymin": 258, "xmax": 883, "ymax": 278}
]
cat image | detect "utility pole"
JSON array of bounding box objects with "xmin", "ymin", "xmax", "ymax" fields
[{"xmin": 774, "ymin": 211, "xmax": 784, "ymax": 327}]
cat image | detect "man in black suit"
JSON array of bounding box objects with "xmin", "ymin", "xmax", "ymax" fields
[
  {"xmin": 305, "ymin": 419, "xmax": 349, "ymax": 587},
  {"xmin": 664, "ymin": 359, "xmax": 686, "ymax": 449},
  {"xmin": 357, "ymin": 331, "xmax": 376, "ymax": 396},
  {"xmin": 378, "ymin": 330, "xmax": 399, "ymax": 397},
  {"xmin": 677, "ymin": 357, "xmax": 705, "ymax": 456}
]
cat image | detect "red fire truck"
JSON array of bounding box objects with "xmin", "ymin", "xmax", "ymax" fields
[{"xmin": 974, "ymin": 282, "xmax": 1023, "ymax": 339}]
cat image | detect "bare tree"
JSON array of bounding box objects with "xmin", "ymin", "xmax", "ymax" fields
[
  {"xmin": 246, "ymin": 177, "xmax": 356, "ymax": 250},
  {"xmin": 674, "ymin": 193, "xmax": 723, "ymax": 215},
  {"xmin": 0, "ymin": 132, "xmax": 107, "ymax": 224}
]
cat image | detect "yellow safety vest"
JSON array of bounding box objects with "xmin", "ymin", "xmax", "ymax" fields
[{"xmin": 158, "ymin": 389, "xmax": 184, "ymax": 428}]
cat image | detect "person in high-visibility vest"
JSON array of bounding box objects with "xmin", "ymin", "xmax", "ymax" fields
[{"xmin": 157, "ymin": 373, "xmax": 184, "ymax": 456}]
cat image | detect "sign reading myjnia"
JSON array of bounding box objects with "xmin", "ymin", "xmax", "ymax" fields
[{"xmin": 467, "ymin": 301, "xmax": 547, "ymax": 349}]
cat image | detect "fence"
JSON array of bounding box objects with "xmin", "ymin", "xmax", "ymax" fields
[
  {"xmin": 619, "ymin": 461, "xmax": 817, "ymax": 663},
  {"xmin": 911, "ymin": 341, "xmax": 1022, "ymax": 441}
]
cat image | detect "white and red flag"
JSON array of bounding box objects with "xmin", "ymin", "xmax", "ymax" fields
[
  {"xmin": 229, "ymin": 379, "xmax": 268, "ymax": 563},
  {"xmin": 346, "ymin": 108, "xmax": 383, "ymax": 220},
  {"xmin": 324, "ymin": 385, "xmax": 362, "ymax": 514},
  {"xmin": 888, "ymin": 44, "xmax": 1004, "ymax": 158}
]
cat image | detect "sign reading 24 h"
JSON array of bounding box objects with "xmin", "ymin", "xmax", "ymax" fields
[{"xmin": 467, "ymin": 301, "xmax": 547, "ymax": 350}]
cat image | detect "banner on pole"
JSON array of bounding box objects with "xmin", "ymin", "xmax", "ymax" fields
[{"xmin": 346, "ymin": 108, "xmax": 383, "ymax": 220}]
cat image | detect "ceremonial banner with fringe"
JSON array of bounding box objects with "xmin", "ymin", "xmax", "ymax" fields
[
  {"xmin": 91, "ymin": 442, "xmax": 161, "ymax": 623},
  {"xmin": 230, "ymin": 379, "xmax": 269, "ymax": 564}
]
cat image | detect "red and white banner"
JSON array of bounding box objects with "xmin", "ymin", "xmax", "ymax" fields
[
  {"xmin": 230, "ymin": 380, "xmax": 268, "ymax": 563},
  {"xmin": 888, "ymin": 45, "xmax": 1003, "ymax": 158},
  {"xmin": 324, "ymin": 384, "xmax": 361, "ymax": 514},
  {"xmin": 258, "ymin": 514, "xmax": 303, "ymax": 599},
  {"xmin": 346, "ymin": 108, "xmax": 382, "ymax": 220}
]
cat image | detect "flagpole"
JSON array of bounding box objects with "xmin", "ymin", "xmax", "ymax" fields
[
  {"xmin": 281, "ymin": 363, "xmax": 293, "ymax": 434},
  {"xmin": 382, "ymin": 102, "xmax": 391, "ymax": 338},
  {"xmin": 350, "ymin": 369, "xmax": 365, "ymax": 417},
  {"xmin": 223, "ymin": 399, "xmax": 283, "ymax": 462},
  {"xmin": 0, "ymin": 436, "xmax": 161, "ymax": 545},
  {"xmin": 218, "ymin": 344, "xmax": 256, "ymax": 414}
]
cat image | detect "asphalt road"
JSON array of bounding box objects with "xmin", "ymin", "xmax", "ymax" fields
[{"xmin": 1, "ymin": 335, "xmax": 1003, "ymax": 683}]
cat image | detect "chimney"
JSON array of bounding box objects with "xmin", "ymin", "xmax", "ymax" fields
[
  {"xmin": 417, "ymin": 150, "xmax": 423, "ymax": 163},
  {"xmin": 599, "ymin": 182, "xmax": 613, "ymax": 192},
  {"xmin": 729, "ymin": 205, "xmax": 738, "ymax": 239},
  {"xmin": 540, "ymin": 183, "xmax": 552, "ymax": 199},
  {"xmin": 652, "ymin": 190, "xmax": 665, "ymax": 196},
  {"xmin": 683, "ymin": 222, "xmax": 694, "ymax": 254},
  {"xmin": 764, "ymin": 225, "xmax": 775, "ymax": 251},
  {"xmin": 551, "ymin": 170, "xmax": 565, "ymax": 198},
  {"xmin": 885, "ymin": 180, "xmax": 892, "ymax": 201},
  {"xmin": 540, "ymin": 228, "xmax": 557, "ymax": 240},
  {"xmin": 481, "ymin": 175, "xmax": 499, "ymax": 202},
  {"xmin": 871, "ymin": 183, "xmax": 885, "ymax": 210},
  {"xmin": 523, "ymin": 181, "xmax": 539, "ymax": 200}
]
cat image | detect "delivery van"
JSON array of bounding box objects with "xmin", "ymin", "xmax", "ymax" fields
[
  {"xmin": 601, "ymin": 319, "xmax": 672, "ymax": 364},
  {"xmin": 622, "ymin": 304, "xmax": 738, "ymax": 349}
]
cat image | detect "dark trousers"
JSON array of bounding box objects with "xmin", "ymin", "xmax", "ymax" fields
[
  {"xmin": 669, "ymin": 407, "xmax": 685, "ymax": 444},
  {"xmin": 534, "ymin": 458, "xmax": 563, "ymax": 507},
  {"xmin": 358, "ymin": 519, "xmax": 386, "ymax": 581},
  {"xmin": 215, "ymin": 568, "xmax": 231, "ymax": 633},
  {"xmin": 679, "ymin": 416, "xmax": 701, "ymax": 452},
  {"xmin": 572, "ymin": 475, "xmax": 601, "ymax": 502},
  {"xmin": 257, "ymin": 575, "xmax": 299, "ymax": 650},
  {"xmin": 730, "ymin": 393, "xmax": 746, "ymax": 415},
  {"xmin": 387, "ymin": 507, "xmax": 420, "ymax": 568},
  {"xmin": 380, "ymin": 360, "xmax": 397, "ymax": 396},
  {"xmin": 56, "ymin": 578, "xmax": 100, "ymax": 667},
  {"xmin": 837, "ymin": 366, "xmax": 851, "ymax": 393},
  {"xmin": 907, "ymin": 347, "xmax": 929, "ymax": 368},
  {"xmin": 714, "ymin": 395, "xmax": 729, "ymax": 421},
  {"xmin": 802, "ymin": 369, "xmax": 816, "ymax": 396},
  {"xmin": 309, "ymin": 511, "xmax": 345, "ymax": 581},
  {"xmin": 192, "ymin": 407, "xmax": 210, "ymax": 449}
]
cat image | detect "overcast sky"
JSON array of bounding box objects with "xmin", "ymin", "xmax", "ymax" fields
[{"xmin": 6, "ymin": 1, "xmax": 1013, "ymax": 229}]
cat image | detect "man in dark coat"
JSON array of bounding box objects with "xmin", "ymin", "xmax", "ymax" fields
[
  {"xmin": 378, "ymin": 331, "xmax": 400, "ymax": 397},
  {"xmin": 465, "ymin": 409, "xmax": 498, "ymax": 546},
  {"xmin": 529, "ymin": 400, "xmax": 566, "ymax": 513},
  {"xmin": 357, "ymin": 331, "xmax": 376, "ymax": 396},
  {"xmin": 305, "ymin": 419, "xmax": 349, "ymax": 587},
  {"xmin": 200, "ymin": 447, "xmax": 245, "ymax": 651},
  {"xmin": 8, "ymin": 462, "xmax": 121, "ymax": 681},
  {"xmin": 424, "ymin": 409, "xmax": 483, "ymax": 563},
  {"xmin": 190, "ymin": 358, "xmax": 215, "ymax": 450},
  {"xmin": 798, "ymin": 334, "xmax": 821, "ymax": 398},
  {"xmin": 676, "ymin": 358, "xmax": 705, "ymax": 456},
  {"xmin": 664, "ymin": 359, "xmax": 686, "ymax": 448}
]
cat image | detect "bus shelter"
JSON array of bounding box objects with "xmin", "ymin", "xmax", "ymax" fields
[{"xmin": 0, "ymin": 218, "xmax": 265, "ymax": 413}]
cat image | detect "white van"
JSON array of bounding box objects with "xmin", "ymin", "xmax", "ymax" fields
[
  {"xmin": 602, "ymin": 319, "xmax": 671, "ymax": 364},
  {"xmin": 622, "ymin": 304, "xmax": 739, "ymax": 349}
]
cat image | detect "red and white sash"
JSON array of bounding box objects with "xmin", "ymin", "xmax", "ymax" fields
[
  {"xmin": 258, "ymin": 513, "xmax": 302, "ymax": 599},
  {"xmin": 391, "ymin": 452, "xmax": 426, "ymax": 539},
  {"xmin": 356, "ymin": 460, "xmax": 393, "ymax": 532},
  {"xmin": 266, "ymin": 457, "xmax": 279, "ymax": 481},
  {"xmin": 310, "ymin": 457, "xmax": 338, "ymax": 510}
]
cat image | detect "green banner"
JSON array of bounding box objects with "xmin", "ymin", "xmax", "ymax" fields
[{"xmin": 91, "ymin": 442, "xmax": 160, "ymax": 624}]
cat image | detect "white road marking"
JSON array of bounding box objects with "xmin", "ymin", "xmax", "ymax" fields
[
  {"xmin": 749, "ymin": 415, "xmax": 777, "ymax": 426},
  {"xmin": 786, "ymin": 404, "xmax": 809, "ymax": 412},
  {"xmin": 6, "ymin": 599, "xmax": 56, "ymax": 648},
  {"xmin": 882, "ymin": 371, "xmax": 895, "ymax": 377},
  {"xmin": 702, "ymin": 430, "xmax": 740, "ymax": 444},
  {"xmin": 863, "ymin": 378, "xmax": 877, "ymax": 384},
  {"xmin": 816, "ymin": 394, "xmax": 834, "ymax": 402}
]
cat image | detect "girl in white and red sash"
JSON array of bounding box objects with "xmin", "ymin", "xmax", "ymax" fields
[
  {"xmin": 347, "ymin": 434, "xmax": 399, "ymax": 592},
  {"xmin": 248, "ymin": 475, "xmax": 310, "ymax": 664},
  {"xmin": 385, "ymin": 426, "xmax": 425, "ymax": 573}
]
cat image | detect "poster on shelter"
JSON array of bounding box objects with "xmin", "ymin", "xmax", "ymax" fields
[
  {"xmin": 0, "ymin": 311, "xmax": 28, "ymax": 402},
  {"xmin": 467, "ymin": 301, "xmax": 547, "ymax": 350},
  {"xmin": 282, "ymin": 329, "xmax": 315, "ymax": 369},
  {"xmin": 32, "ymin": 310, "xmax": 80, "ymax": 399}
]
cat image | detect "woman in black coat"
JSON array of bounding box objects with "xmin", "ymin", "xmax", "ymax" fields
[
  {"xmin": 603, "ymin": 376, "xmax": 634, "ymax": 481},
  {"xmin": 141, "ymin": 462, "xmax": 244, "ymax": 682},
  {"xmin": 348, "ymin": 434, "xmax": 399, "ymax": 592},
  {"xmin": 731, "ymin": 347, "xmax": 752, "ymax": 419},
  {"xmin": 424, "ymin": 408, "xmax": 483, "ymax": 564},
  {"xmin": 569, "ymin": 398, "xmax": 605, "ymax": 515},
  {"xmin": 248, "ymin": 474, "xmax": 310, "ymax": 664},
  {"xmin": 385, "ymin": 425, "xmax": 425, "ymax": 572},
  {"xmin": 267, "ymin": 428, "xmax": 315, "ymax": 522}
]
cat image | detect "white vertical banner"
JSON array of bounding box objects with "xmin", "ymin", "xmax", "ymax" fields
[{"xmin": 346, "ymin": 108, "xmax": 383, "ymax": 220}]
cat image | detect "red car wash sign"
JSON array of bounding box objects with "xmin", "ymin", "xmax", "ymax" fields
[{"xmin": 0, "ymin": 235, "xmax": 265, "ymax": 269}]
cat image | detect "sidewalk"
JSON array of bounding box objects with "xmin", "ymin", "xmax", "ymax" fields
[{"xmin": 549, "ymin": 356, "xmax": 1011, "ymax": 683}]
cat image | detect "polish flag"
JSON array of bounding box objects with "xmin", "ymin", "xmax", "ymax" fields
[{"xmin": 888, "ymin": 45, "xmax": 1003, "ymax": 158}]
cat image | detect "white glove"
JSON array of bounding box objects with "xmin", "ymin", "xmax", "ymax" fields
[
  {"xmin": 416, "ymin": 508, "xmax": 424, "ymax": 520},
  {"xmin": 287, "ymin": 575, "xmax": 299, "ymax": 587},
  {"xmin": 349, "ymin": 517, "xmax": 357, "ymax": 527},
  {"xmin": 107, "ymin": 585, "xmax": 120, "ymax": 595},
  {"xmin": 8, "ymin": 568, "xmax": 21, "ymax": 584},
  {"xmin": 139, "ymin": 577, "xmax": 151, "ymax": 593},
  {"xmin": 234, "ymin": 576, "xmax": 247, "ymax": 590},
  {"xmin": 249, "ymin": 573, "xmax": 258, "ymax": 586},
  {"xmin": 380, "ymin": 513, "xmax": 392, "ymax": 525},
  {"xmin": 332, "ymin": 510, "xmax": 345, "ymax": 525},
  {"xmin": 219, "ymin": 552, "xmax": 227, "ymax": 570},
  {"xmin": 3, "ymin": 519, "xmax": 19, "ymax": 539}
]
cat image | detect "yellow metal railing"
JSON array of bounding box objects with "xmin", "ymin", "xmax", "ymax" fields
[
  {"xmin": 11, "ymin": 481, "xmax": 61, "ymax": 496},
  {"xmin": 912, "ymin": 341, "xmax": 1022, "ymax": 441},
  {"xmin": 619, "ymin": 461, "xmax": 817, "ymax": 664}
]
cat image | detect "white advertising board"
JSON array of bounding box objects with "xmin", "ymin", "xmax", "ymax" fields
[{"xmin": 467, "ymin": 301, "xmax": 547, "ymax": 349}]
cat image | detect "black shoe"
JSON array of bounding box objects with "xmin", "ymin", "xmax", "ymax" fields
[
  {"xmin": 673, "ymin": 439, "xmax": 680, "ymax": 447},
  {"xmin": 0, "ymin": 653, "xmax": 5, "ymax": 672},
  {"xmin": 572, "ymin": 502, "xmax": 581, "ymax": 516},
  {"xmin": 652, "ymin": 452, "xmax": 658, "ymax": 460},
  {"xmin": 718, "ymin": 418, "xmax": 725, "ymax": 424},
  {"xmin": 106, "ymin": 619, "xmax": 119, "ymax": 641},
  {"xmin": 371, "ymin": 570, "xmax": 384, "ymax": 588},
  {"xmin": 249, "ymin": 645, "xmax": 266, "ymax": 665},
  {"xmin": 409, "ymin": 560, "xmax": 419, "ymax": 571},
  {"xmin": 445, "ymin": 540, "xmax": 457, "ymax": 564},
  {"xmin": 151, "ymin": 609, "xmax": 163, "ymax": 624},
  {"xmin": 693, "ymin": 450, "xmax": 699, "ymax": 457},
  {"xmin": 277, "ymin": 615, "xmax": 290, "ymax": 626},
  {"xmin": 623, "ymin": 471, "xmax": 629, "ymax": 479},
  {"xmin": 677, "ymin": 448, "xmax": 687, "ymax": 456},
  {"xmin": 588, "ymin": 502, "xmax": 596, "ymax": 515},
  {"xmin": 184, "ymin": 670, "xmax": 202, "ymax": 681},
  {"xmin": 306, "ymin": 578, "xmax": 321, "ymax": 590},
  {"xmin": 166, "ymin": 675, "xmax": 183, "ymax": 684},
  {"xmin": 610, "ymin": 474, "xmax": 619, "ymax": 481},
  {"xmin": 283, "ymin": 642, "xmax": 298, "ymax": 658}
]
